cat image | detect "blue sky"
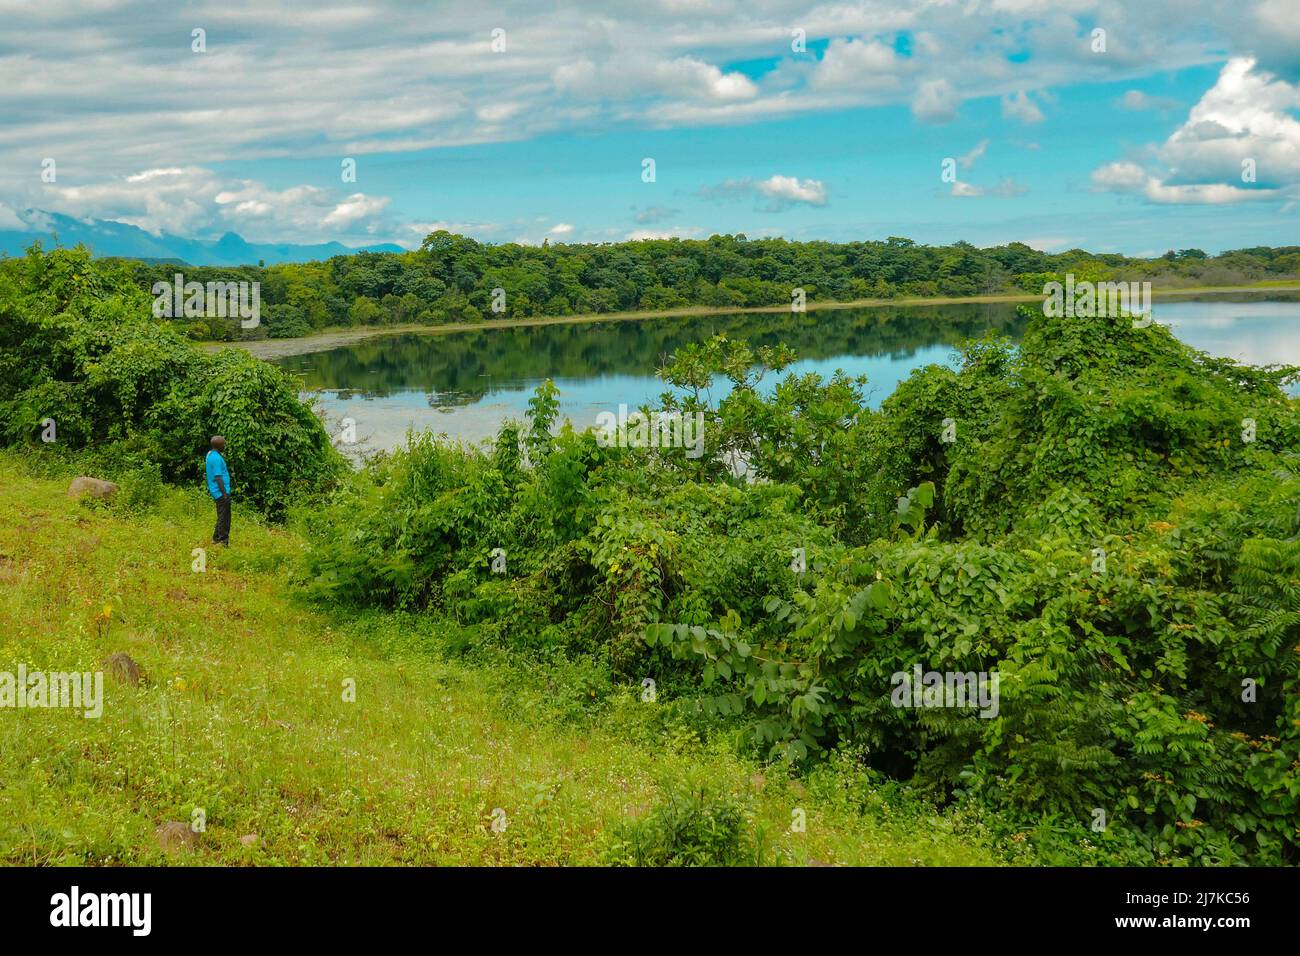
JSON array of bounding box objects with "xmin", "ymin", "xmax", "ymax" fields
[{"xmin": 1, "ymin": 0, "xmax": 1297, "ymax": 255}]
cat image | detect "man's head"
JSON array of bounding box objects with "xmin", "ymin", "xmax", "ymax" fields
[{"xmin": 210, "ymin": 435, "xmax": 226, "ymax": 452}]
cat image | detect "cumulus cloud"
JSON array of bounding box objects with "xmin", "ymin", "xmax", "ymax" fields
[
  {"xmin": 1091, "ymin": 57, "xmax": 1300, "ymax": 204},
  {"xmin": 700, "ymin": 174, "xmax": 827, "ymax": 211},
  {"xmin": 31, "ymin": 166, "xmax": 404, "ymax": 244},
  {"xmin": 756, "ymin": 175, "xmax": 827, "ymax": 207},
  {"xmin": 1159, "ymin": 58, "xmax": 1300, "ymax": 188},
  {"xmin": 1, "ymin": 1, "xmax": 1296, "ymax": 237},
  {"xmin": 809, "ymin": 37, "xmax": 900, "ymax": 92},
  {"xmin": 1091, "ymin": 166, "xmax": 1270, "ymax": 204},
  {"xmin": 321, "ymin": 193, "xmax": 392, "ymax": 230},
  {"xmin": 0, "ymin": 0, "xmax": 1287, "ymax": 182},
  {"xmin": 1091, "ymin": 161, "xmax": 1150, "ymax": 191}
]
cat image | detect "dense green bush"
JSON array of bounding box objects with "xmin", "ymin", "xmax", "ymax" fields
[
  {"xmin": 147, "ymin": 348, "xmax": 342, "ymax": 517},
  {"xmin": 301, "ymin": 306, "xmax": 1299, "ymax": 864},
  {"xmin": 601, "ymin": 774, "xmax": 766, "ymax": 866},
  {"xmin": 647, "ymin": 315, "xmax": 1299, "ymax": 864},
  {"xmin": 0, "ymin": 244, "xmax": 343, "ymax": 516},
  {"xmin": 113, "ymin": 461, "xmax": 164, "ymax": 514},
  {"xmin": 299, "ymin": 408, "xmax": 836, "ymax": 676}
]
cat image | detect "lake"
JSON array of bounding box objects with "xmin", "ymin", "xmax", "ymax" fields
[{"xmin": 275, "ymin": 294, "xmax": 1300, "ymax": 455}]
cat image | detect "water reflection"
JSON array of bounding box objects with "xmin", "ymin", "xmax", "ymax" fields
[{"xmin": 276, "ymin": 295, "xmax": 1299, "ymax": 453}]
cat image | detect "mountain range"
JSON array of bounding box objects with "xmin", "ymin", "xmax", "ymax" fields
[{"xmin": 0, "ymin": 209, "xmax": 405, "ymax": 265}]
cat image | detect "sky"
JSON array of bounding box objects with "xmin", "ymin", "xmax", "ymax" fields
[{"xmin": 0, "ymin": 0, "xmax": 1298, "ymax": 256}]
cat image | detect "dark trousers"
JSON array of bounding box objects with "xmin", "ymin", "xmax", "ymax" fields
[{"xmin": 213, "ymin": 495, "xmax": 231, "ymax": 545}]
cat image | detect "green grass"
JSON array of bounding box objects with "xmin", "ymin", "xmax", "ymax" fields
[{"xmin": 0, "ymin": 452, "xmax": 1012, "ymax": 866}]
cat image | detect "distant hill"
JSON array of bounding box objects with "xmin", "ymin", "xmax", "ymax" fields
[{"xmin": 0, "ymin": 209, "xmax": 405, "ymax": 265}]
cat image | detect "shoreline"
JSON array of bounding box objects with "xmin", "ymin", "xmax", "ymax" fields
[{"xmin": 200, "ymin": 282, "xmax": 1300, "ymax": 361}]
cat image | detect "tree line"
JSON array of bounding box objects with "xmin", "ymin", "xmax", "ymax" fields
[{"xmin": 110, "ymin": 233, "xmax": 1300, "ymax": 340}]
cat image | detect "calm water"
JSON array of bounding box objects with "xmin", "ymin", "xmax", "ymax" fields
[{"xmin": 276, "ymin": 295, "xmax": 1300, "ymax": 454}]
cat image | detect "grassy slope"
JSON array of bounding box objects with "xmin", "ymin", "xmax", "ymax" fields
[{"xmin": 0, "ymin": 454, "xmax": 1009, "ymax": 866}]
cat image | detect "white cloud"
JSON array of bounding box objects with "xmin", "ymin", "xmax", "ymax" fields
[
  {"xmin": 1001, "ymin": 90, "xmax": 1045, "ymax": 124},
  {"xmin": 958, "ymin": 139, "xmax": 989, "ymax": 169},
  {"xmin": 321, "ymin": 193, "xmax": 391, "ymax": 230},
  {"xmin": 1019, "ymin": 237, "xmax": 1079, "ymax": 252},
  {"xmin": 1160, "ymin": 58, "xmax": 1300, "ymax": 187},
  {"xmin": 0, "ymin": 0, "xmax": 1284, "ymax": 187},
  {"xmin": 1243, "ymin": 0, "xmax": 1300, "ymax": 79},
  {"xmin": 1091, "ymin": 161, "xmax": 1150, "ymax": 191},
  {"xmin": 912, "ymin": 79, "xmax": 957, "ymax": 124},
  {"xmin": 701, "ymin": 174, "xmax": 827, "ymax": 211},
  {"xmin": 406, "ymin": 219, "xmax": 503, "ymax": 239},
  {"xmin": 809, "ymin": 38, "xmax": 900, "ymax": 92},
  {"xmin": 476, "ymin": 102, "xmax": 527, "ymax": 124},
  {"xmin": 2, "ymin": 0, "xmax": 1296, "ymax": 239},
  {"xmin": 547, "ymin": 222, "xmax": 574, "ymax": 235},
  {"xmin": 756, "ymin": 175, "xmax": 826, "ymax": 207},
  {"xmin": 1091, "ymin": 160, "xmax": 1273, "ymax": 204},
  {"xmin": 1091, "ymin": 57, "xmax": 1300, "ymax": 204},
  {"xmin": 633, "ymin": 205, "xmax": 678, "ymax": 224},
  {"xmin": 625, "ymin": 226, "xmax": 704, "ymax": 240},
  {"xmin": 950, "ymin": 177, "xmax": 1027, "ymax": 198},
  {"xmin": 0, "ymin": 201, "xmax": 25, "ymax": 231},
  {"xmin": 554, "ymin": 54, "xmax": 757, "ymax": 102},
  {"xmin": 1118, "ymin": 90, "xmax": 1180, "ymax": 111},
  {"xmin": 32, "ymin": 166, "xmax": 405, "ymax": 244},
  {"xmin": 1254, "ymin": 0, "xmax": 1300, "ymax": 41}
]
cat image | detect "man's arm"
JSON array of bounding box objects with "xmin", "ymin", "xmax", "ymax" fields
[{"xmin": 216, "ymin": 474, "xmax": 228, "ymax": 498}]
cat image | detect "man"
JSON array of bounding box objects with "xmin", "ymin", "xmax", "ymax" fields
[{"xmin": 205, "ymin": 436, "xmax": 232, "ymax": 546}]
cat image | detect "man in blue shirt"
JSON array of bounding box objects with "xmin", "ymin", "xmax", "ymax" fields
[{"xmin": 205, "ymin": 436, "xmax": 232, "ymax": 546}]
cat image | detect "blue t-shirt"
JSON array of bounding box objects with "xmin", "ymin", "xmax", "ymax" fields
[{"xmin": 205, "ymin": 450, "xmax": 231, "ymax": 499}]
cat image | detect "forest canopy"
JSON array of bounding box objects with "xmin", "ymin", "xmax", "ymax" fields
[{"xmin": 105, "ymin": 233, "xmax": 1300, "ymax": 341}]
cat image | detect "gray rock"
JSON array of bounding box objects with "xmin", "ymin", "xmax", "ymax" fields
[
  {"xmin": 104, "ymin": 652, "xmax": 144, "ymax": 686},
  {"xmin": 155, "ymin": 821, "xmax": 198, "ymax": 854},
  {"xmin": 67, "ymin": 476, "xmax": 119, "ymax": 500}
]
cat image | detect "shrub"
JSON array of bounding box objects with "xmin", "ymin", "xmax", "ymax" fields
[
  {"xmin": 646, "ymin": 313, "xmax": 1299, "ymax": 864},
  {"xmin": 296, "ymin": 307, "xmax": 1299, "ymax": 865},
  {"xmin": 601, "ymin": 774, "xmax": 765, "ymax": 866},
  {"xmin": 0, "ymin": 243, "xmax": 343, "ymax": 517},
  {"xmin": 113, "ymin": 462, "xmax": 164, "ymax": 515}
]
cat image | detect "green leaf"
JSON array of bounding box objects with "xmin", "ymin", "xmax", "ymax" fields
[{"xmin": 913, "ymin": 481, "xmax": 935, "ymax": 509}]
